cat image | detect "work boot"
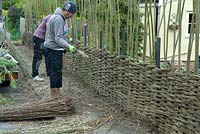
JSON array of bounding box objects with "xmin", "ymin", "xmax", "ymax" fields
[{"xmin": 50, "ymin": 88, "xmax": 61, "ymax": 98}]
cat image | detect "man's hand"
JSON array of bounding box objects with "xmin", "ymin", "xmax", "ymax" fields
[{"xmin": 66, "ymin": 44, "xmax": 76, "ymax": 53}]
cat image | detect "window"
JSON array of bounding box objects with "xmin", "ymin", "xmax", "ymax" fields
[{"xmin": 188, "ymin": 13, "xmax": 196, "ymax": 34}]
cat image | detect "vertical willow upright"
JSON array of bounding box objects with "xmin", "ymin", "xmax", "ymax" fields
[
  {"xmin": 76, "ymin": 0, "xmax": 143, "ymax": 58},
  {"xmin": 22, "ymin": 0, "xmax": 66, "ymax": 32}
]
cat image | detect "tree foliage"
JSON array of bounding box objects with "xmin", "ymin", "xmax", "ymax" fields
[
  {"xmin": 2, "ymin": 0, "xmax": 24, "ymax": 40},
  {"xmin": 7, "ymin": 5, "xmax": 23, "ymax": 40},
  {"xmin": 2, "ymin": 0, "xmax": 22, "ymax": 10}
]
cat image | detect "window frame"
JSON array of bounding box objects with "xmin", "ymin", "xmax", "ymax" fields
[{"xmin": 188, "ymin": 13, "xmax": 195, "ymax": 34}]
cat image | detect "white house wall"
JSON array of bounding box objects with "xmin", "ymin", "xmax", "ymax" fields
[{"xmin": 140, "ymin": 0, "xmax": 198, "ymax": 61}]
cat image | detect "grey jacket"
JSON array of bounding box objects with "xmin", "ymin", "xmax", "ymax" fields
[{"xmin": 44, "ymin": 8, "xmax": 69, "ymax": 50}]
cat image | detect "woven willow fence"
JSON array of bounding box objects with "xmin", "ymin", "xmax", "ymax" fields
[{"xmin": 64, "ymin": 46, "xmax": 200, "ymax": 134}]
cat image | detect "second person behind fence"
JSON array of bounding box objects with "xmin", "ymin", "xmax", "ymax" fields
[{"xmin": 32, "ymin": 14, "xmax": 52, "ymax": 81}]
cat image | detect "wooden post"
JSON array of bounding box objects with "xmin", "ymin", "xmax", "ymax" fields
[{"xmin": 99, "ymin": 31, "xmax": 103, "ymax": 49}]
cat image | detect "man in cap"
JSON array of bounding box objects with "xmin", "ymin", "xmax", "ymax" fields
[{"xmin": 44, "ymin": 1, "xmax": 77, "ymax": 98}]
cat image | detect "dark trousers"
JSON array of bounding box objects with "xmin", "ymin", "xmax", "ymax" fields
[
  {"xmin": 44, "ymin": 47, "xmax": 63, "ymax": 88},
  {"xmin": 32, "ymin": 36, "xmax": 45, "ymax": 78}
]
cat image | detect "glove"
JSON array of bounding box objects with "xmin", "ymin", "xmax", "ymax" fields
[{"xmin": 66, "ymin": 44, "xmax": 76, "ymax": 53}]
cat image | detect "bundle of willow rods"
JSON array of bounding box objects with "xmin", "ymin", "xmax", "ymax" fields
[
  {"xmin": 0, "ymin": 97, "xmax": 73, "ymax": 121},
  {"xmin": 7, "ymin": 40, "xmax": 32, "ymax": 78}
]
